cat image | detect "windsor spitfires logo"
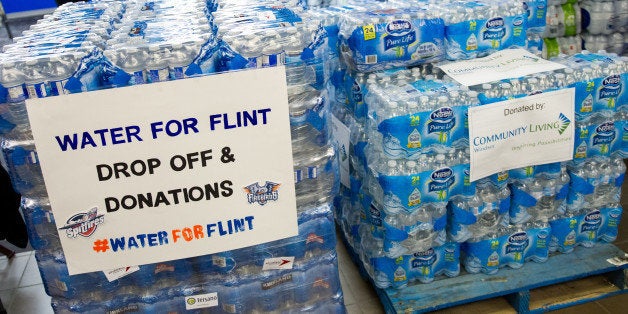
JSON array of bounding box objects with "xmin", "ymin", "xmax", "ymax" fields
[
  {"xmin": 59, "ymin": 207, "xmax": 104, "ymax": 238},
  {"xmin": 244, "ymin": 181, "xmax": 281, "ymax": 205}
]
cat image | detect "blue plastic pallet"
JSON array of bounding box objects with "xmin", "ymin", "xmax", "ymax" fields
[{"xmin": 340, "ymin": 234, "xmax": 628, "ymax": 313}]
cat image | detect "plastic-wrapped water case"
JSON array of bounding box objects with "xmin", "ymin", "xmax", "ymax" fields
[
  {"xmin": 363, "ymin": 69, "xmax": 478, "ymax": 158},
  {"xmin": 462, "ymin": 222, "xmax": 551, "ymax": 274},
  {"xmin": 338, "ymin": 5, "xmax": 445, "ymax": 72},
  {"xmin": 443, "ymin": 0, "xmax": 527, "ymax": 60},
  {"xmin": 368, "ymin": 241, "xmax": 461, "ymax": 289}
]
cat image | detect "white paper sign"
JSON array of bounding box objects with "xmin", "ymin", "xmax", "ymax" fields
[
  {"xmin": 27, "ymin": 67, "xmax": 298, "ymax": 274},
  {"xmin": 331, "ymin": 115, "xmax": 351, "ymax": 189},
  {"xmin": 438, "ymin": 49, "xmax": 566, "ymax": 86},
  {"xmin": 469, "ymin": 88, "xmax": 576, "ymax": 181}
]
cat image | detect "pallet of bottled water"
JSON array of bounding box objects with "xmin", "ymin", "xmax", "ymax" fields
[
  {"xmin": 525, "ymin": 0, "xmax": 628, "ymax": 58},
  {"xmin": 0, "ymin": 0, "xmax": 347, "ymax": 312},
  {"xmin": 330, "ymin": 49, "xmax": 628, "ymax": 287}
]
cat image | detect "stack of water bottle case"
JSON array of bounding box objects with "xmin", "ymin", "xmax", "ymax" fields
[
  {"xmin": 0, "ymin": 0, "xmax": 346, "ymax": 312},
  {"xmin": 327, "ymin": 0, "xmax": 628, "ymax": 289},
  {"xmin": 1, "ymin": 0, "xmax": 627, "ymax": 311},
  {"xmin": 525, "ymin": 0, "xmax": 628, "ymax": 58}
]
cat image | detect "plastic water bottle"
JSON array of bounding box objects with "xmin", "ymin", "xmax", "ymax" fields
[
  {"xmin": 105, "ymin": 47, "xmax": 149, "ymax": 85},
  {"xmin": 44, "ymin": 54, "xmax": 76, "ymax": 96},
  {"xmin": 582, "ymin": 1, "xmax": 616, "ymax": 35},
  {"xmin": 2, "ymin": 140, "xmax": 46, "ymax": 197},
  {"xmin": 0, "ymin": 61, "xmax": 26, "ymax": 102},
  {"xmin": 146, "ymin": 45, "xmax": 170, "ymax": 83},
  {"xmin": 23, "ymin": 58, "xmax": 49, "ymax": 99},
  {"xmin": 584, "ymin": 159, "xmax": 600, "ymax": 207}
]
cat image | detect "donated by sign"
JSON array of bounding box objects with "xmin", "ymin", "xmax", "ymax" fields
[
  {"xmin": 27, "ymin": 67, "xmax": 298, "ymax": 274},
  {"xmin": 468, "ymin": 88, "xmax": 576, "ymax": 181}
]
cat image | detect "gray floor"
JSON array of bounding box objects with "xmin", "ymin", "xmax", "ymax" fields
[{"xmin": 1, "ymin": 12, "xmax": 628, "ymax": 314}]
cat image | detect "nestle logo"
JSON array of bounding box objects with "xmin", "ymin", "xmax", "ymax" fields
[
  {"xmin": 508, "ymin": 232, "xmax": 527, "ymax": 243},
  {"xmin": 430, "ymin": 107, "xmax": 454, "ymax": 120},
  {"xmin": 431, "ymin": 168, "xmax": 453, "ymax": 181},
  {"xmin": 369, "ymin": 206, "xmax": 381, "ymax": 218},
  {"xmin": 413, "ymin": 248, "xmax": 435, "ymax": 257},
  {"xmin": 537, "ymin": 230, "xmax": 549, "ymax": 239},
  {"xmin": 603, "ymin": 75, "xmax": 621, "ymax": 86},
  {"xmin": 386, "ymin": 20, "xmax": 412, "ymax": 34},
  {"xmin": 585, "ymin": 210, "xmax": 601, "ymax": 222},
  {"xmin": 596, "ymin": 122, "xmax": 615, "ymax": 133},
  {"xmin": 352, "ymin": 81, "xmax": 360, "ymax": 92},
  {"xmin": 486, "ymin": 17, "xmax": 505, "ymax": 29}
]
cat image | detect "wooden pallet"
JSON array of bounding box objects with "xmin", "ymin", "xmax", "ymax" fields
[{"xmin": 341, "ymin": 234, "xmax": 628, "ymax": 313}]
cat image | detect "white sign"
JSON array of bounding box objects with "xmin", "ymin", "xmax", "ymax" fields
[
  {"xmin": 438, "ymin": 49, "xmax": 566, "ymax": 86},
  {"xmin": 185, "ymin": 293, "xmax": 219, "ymax": 310},
  {"xmin": 468, "ymin": 88, "xmax": 575, "ymax": 181},
  {"xmin": 331, "ymin": 115, "xmax": 351, "ymax": 189},
  {"xmin": 27, "ymin": 67, "xmax": 298, "ymax": 274}
]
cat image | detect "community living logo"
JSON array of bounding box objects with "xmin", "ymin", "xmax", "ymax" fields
[
  {"xmin": 557, "ymin": 113, "xmax": 571, "ymax": 135},
  {"xmin": 58, "ymin": 207, "xmax": 104, "ymax": 238},
  {"xmin": 243, "ymin": 181, "xmax": 281, "ymax": 205},
  {"xmin": 472, "ymin": 113, "xmax": 571, "ymax": 148}
]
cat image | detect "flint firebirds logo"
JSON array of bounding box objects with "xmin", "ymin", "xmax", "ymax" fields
[
  {"xmin": 59, "ymin": 207, "xmax": 104, "ymax": 238},
  {"xmin": 244, "ymin": 181, "xmax": 281, "ymax": 205}
]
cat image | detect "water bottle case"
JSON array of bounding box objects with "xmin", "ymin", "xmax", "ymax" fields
[
  {"xmin": 525, "ymin": 0, "xmax": 548, "ymax": 32},
  {"xmin": 375, "ymin": 164, "xmax": 469, "ymax": 210},
  {"xmin": 375, "ymin": 106, "xmax": 470, "ymax": 157},
  {"xmin": 370, "ymin": 242, "xmax": 460, "ymax": 289},
  {"xmin": 462, "ymin": 224, "xmax": 550, "ymax": 274},
  {"xmin": 449, "ymin": 196, "xmax": 510, "ymax": 243},
  {"xmin": 340, "ymin": 8, "xmax": 445, "ymax": 72},
  {"xmin": 445, "ymin": 13, "xmax": 527, "ymax": 60},
  {"xmin": 574, "ymin": 116, "xmax": 622, "ymax": 160}
]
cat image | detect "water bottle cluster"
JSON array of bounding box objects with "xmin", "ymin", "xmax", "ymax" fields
[
  {"xmin": 526, "ymin": 0, "xmax": 628, "ymax": 58},
  {"xmin": 336, "ymin": 0, "xmax": 528, "ymax": 72},
  {"xmin": 102, "ymin": 0, "xmax": 217, "ymax": 86},
  {"xmin": 0, "ymin": 1, "xmax": 123, "ymax": 141},
  {"xmin": 0, "ymin": 0, "xmax": 346, "ymax": 313},
  {"xmin": 32, "ymin": 200, "xmax": 343, "ymax": 313},
  {"xmin": 460, "ymin": 51, "xmax": 628, "ymax": 275},
  {"xmin": 332, "ymin": 40, "xmax": 627, "ymax": 284},
  {"xmin": 580, "ymin": 0, "xmax": 628, "ymax": 54},
  {"xmin": 548, "ymin": 52, "xmax": 628, "ymax": 160}
]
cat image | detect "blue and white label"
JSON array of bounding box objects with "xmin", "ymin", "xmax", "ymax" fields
[
  {"xmin": 574, "ymin": 118, "xmax": 620, "ymax": 160},
  {"xmin": 377, "ymin": 105, "xmax": 468, "ymax": 157},
  {"xmin": 445, "ymin": 14, "xmax": 527, "ymax": 60},
  {"xmin": 377, "ymin": 164, "xmax": 467, "ymax": 210}
]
